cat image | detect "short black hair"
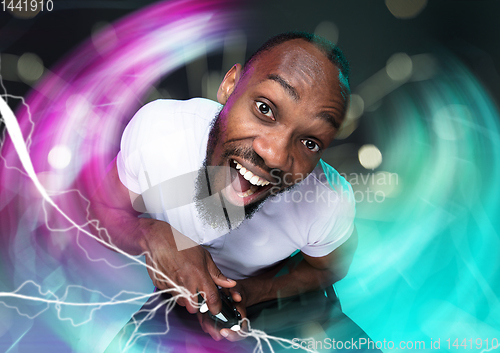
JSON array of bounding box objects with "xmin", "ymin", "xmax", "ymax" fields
[{"xmin": 243, "ymin": 31, "xmax": 351, "ymax": 112}]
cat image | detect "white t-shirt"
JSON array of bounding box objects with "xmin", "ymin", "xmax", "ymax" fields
[{"xmin": 117, "ymin": 98, "xmax": 355, "ymax": 279}]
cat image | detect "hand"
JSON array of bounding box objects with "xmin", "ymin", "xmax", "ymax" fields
[
  {"xmin": 198, "ymin": 278, "xmax": 260, "ymax": 341},
  {"xmin": 219, "ymin": 285, "xmax": 249, "ymax": 342},
  {"xmin": 139, "ymin": 219, "xmax": 236, "ymax": 315},
  {"xmin": 197, "ymin": 289, "xmax": 249, "ymax": 342}
]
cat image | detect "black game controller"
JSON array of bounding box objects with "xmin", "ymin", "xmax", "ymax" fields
[{"xmin": 199, "ymin": 289, "xmax": 242, "ymax": 331}]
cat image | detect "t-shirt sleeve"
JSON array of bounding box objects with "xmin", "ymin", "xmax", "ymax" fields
[
  {"xmin": 300, "ymin": 179, "xmax": 356, "ymax": 258},
  {"xmin": 116, "ymin": 100, "xmax": 167, "ymax": 194}
]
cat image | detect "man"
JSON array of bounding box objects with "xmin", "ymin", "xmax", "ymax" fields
[{"xmin": 93, "ymin": 32, "xmax": 363, "ymax": 348}]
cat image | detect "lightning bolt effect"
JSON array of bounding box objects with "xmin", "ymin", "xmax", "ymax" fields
[
  {"xmin": 0, "ymin": 1, "xmax": 324, "ymax": 352},
  {"xmin": 1, "ymin": 1, "xmax": 500, "ymax": 352},
  {"xmin": 0, "ymin": 1, "xmax": 275, "ymax": 352}
]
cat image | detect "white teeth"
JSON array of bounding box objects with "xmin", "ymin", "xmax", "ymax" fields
[
  {"xmin": 233, "ymin": 160, "xmax": 270, "ymax": 187},
  {"xmin": 236, "ymin": 185, "xmax": 258, "ymax": 198},
  {"xmin": 244, "ymin": 171, "xmax": 253, "ymax": 180}
]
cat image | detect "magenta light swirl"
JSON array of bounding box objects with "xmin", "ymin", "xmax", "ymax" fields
[{"xmin": 0, "ymin": 0, "xmax": 243, "ymax": 351}]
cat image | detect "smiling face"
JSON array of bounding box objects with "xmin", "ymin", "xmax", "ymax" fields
[{"xmin": 203, "ymin": 39, "xmax": 346, "ymax": 221}]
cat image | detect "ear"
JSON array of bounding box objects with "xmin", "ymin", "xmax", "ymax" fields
[{"xmin": 217, "ymin": 63, "xmax": 242, "ymax": 105}]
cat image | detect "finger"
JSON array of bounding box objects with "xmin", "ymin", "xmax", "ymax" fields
[
  {"xmin": 206, "ymin": 256, "xmax": 236, "ymax": 288},
  {"xmin": 220, "ymin": 305, "xmax": 248, "ymax": 341},
  {"xmin": 237, "ymin": 307, "xmax": 249, "ymax": 332},
  {"xmin": 199, "ymin": 282, "xmax": 222, "ymax": 315},
  {"xmin": 199, "ymin": 312, "xmax": 224, "ymax": 341},
  {"xmin": 220, "ymin": 328, "xmax": 245, "ymax": 342},
  {"xmin": 176, "ymin": 296, "xmax": 186, "ymax": 307},
  {"xmin": 196, "ymin": 312, "xmax": 208, "ymax": 333},
  {"xmin": 240, "ymin": 316, "xmax": 249, "ymax": 332},
  {"xmin": 229, "ymin": 289, "xmax": 242, "ymax": 302},
  {"xmin": 184, "ymin": 284, "xmax": 201, "ymax": 314}
]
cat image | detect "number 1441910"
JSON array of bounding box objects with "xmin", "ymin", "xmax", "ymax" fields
[
  {"xmin": 446, "ymin": 338, "xmax": 499, "ymax": 350},
  {"xmin": 1, "ymin": 0, "xmax": 53, "ymax": 12}
]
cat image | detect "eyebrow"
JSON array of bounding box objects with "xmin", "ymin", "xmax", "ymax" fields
[
  {"xmin": 318, "ymin": 111, "xmax": 341, "ymax": 130},
  {"xmin": 267, "ymin": 73, "xmax": 342, "ymax": 130},
  {"xmin": 267, "ymin": 74, "xmax": 300, "ymax": 101}
]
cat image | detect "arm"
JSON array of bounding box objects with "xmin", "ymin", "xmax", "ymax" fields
[
  {"xmin": 89, "ymin": 157, "xmax": 235, "ymax": 314},
  {"xmin": 237, "ymin": 226, "xmax": 358, "ymax": 306},
  {"xmin": 203, "ymin": 227, "xmax": 358, "ymax": 341},
  {"xmin": 89, "ymin": 156, "xmax": 146, "ymax": 255}
]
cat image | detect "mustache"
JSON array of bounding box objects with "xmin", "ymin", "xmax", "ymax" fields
[{"xmin": 221, "ymin": 146, "xmax": 284, "ymax": 184}]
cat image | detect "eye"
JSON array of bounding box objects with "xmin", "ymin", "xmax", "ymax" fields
[
  {"xmin": 301, "ymin": 139, "xmax": 320, "ymax": 153},
  {"xmin": 256, "ymin": 101, "xmax": 274, "ymax": 120}
]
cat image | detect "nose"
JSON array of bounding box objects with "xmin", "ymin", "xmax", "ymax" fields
[{"xmin": 252, "ymin": 129, "xmax": 292, "ymax": 172}]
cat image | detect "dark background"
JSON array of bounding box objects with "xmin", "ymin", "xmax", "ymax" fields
[
  {"xmin": 1, "ymin": 0, "xmax": 500, "ymax": 116},
  {"xmin": 1, "ymin": 1, "xmax": 500, "ymax": 351}
]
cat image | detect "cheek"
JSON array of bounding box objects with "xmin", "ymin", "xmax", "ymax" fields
[{"xmin": 225, "ymin": 108, "xmax": 257, "ymax": 136}]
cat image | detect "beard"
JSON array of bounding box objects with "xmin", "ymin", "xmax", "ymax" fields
[
  {"xmin": 193, "ymin": 110, "xmax": 291, "ymax": 231},
  {"xmin": 193, "ymin": 159, "xmax": 266, "ymax": 231}
]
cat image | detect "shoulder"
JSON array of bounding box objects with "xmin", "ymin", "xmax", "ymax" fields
[
  {"xmin": 290, "ymin": 160, "xmax": 356, "ymax": 256},
  {"xmin": 301, "ymin": 160, "xmax": 356, "ymax": 236},
  {"xmin": 127, "ymin": 98, "xmax": 221, "ymax": 127},
  {"xmin": 271, "ymin": 160, "xmax": 354, "ymax": 216},
  {"xmin": 303, "ymin": 159, "xmax": 355, "ymax": 213},
  {"xmin": 121, "ymin": 98, "xmax": 221, "ymax": 148}
]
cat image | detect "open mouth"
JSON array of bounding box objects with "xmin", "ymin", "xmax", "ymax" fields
[{"xmin": 222, "ymin": 159, "xmax": 274, "ymax": 206}]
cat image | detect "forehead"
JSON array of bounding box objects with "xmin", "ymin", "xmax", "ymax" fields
[{"xmin": 247, "ymin": 39, "xmax": 341, "ymax": 98}]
